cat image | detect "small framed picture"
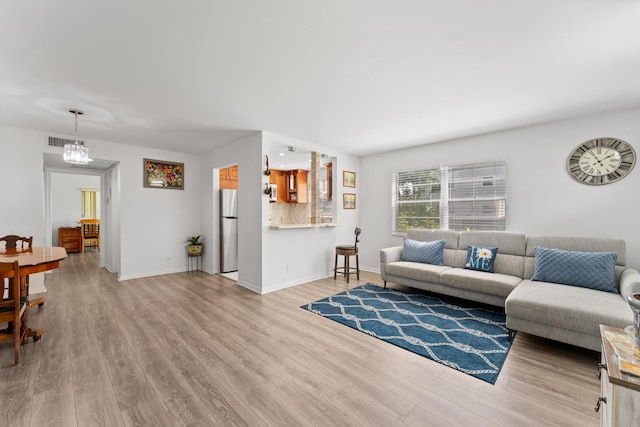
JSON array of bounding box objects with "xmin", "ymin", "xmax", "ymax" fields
[
  {"xmin": 144, "ymin": 159, "xmax": 184, "ymax": 190},
  {"xmin": 343, "ymin": 193, "xmax": 356, "ymax": 209},
  {"xmin": 343, "ymin": 170, "xmax": 356, "ymax": 188}
]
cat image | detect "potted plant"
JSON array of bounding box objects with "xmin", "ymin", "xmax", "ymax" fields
[{"xmin": 187, "ymin": 235, "xmax": 203, "ymax": 255}]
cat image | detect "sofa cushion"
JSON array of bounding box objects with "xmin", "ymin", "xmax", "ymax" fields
[
  {"xmin": 386, "ymin": 261, "xmax": 451, "ymax": 283},
  {"xmin": 407, "ymin": 229, "xmax": 459, "ymax": 267},
  {"xmin": 465, "ymin": 245, "xmax": 498, "ymax": 273},
  {"xmin": 506, "ymin": 280, "xmax": 632, "ymax": 336},
  {"xmin": 439, "ymin": 268, "xmax": 522, "ymax": 298},
  {"xmin": 524, "ymin": 235, "xmax": 626, "ymax": 280},
  {"xmin": 531, "ymin": 246, "xmax": 618, "ymax": 293},
  {"xmin": 400, "ymin": 238, "xmax": 445, "ymax": 265}
]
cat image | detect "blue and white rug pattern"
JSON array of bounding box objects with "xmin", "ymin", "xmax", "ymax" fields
[{"xmin": 302, "ymin": 284, "xmax": 513, "ymax": 384}]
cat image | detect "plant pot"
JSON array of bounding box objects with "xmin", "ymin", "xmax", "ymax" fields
[{"xmin": 187, "ymin": 244, "xmax": 203, "ymax": 255}]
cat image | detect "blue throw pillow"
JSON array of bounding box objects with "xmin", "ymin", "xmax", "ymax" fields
[
  {"xmin": 400, "ymin": 239, "xmax": 445, "ymax": 265},
  {"xmin": 465, "ymin": 245, "xmax": 498, "ymax": 273},
  {"xmin": 531, "ymin": 246, "xmax": 618, "ymax": 293}
]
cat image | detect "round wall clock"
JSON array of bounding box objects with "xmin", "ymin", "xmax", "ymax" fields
[{"xmin": 567, "ymin": 137, "xmax": 636, "ymax": 185}]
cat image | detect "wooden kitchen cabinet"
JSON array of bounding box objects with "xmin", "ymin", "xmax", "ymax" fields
[
  {"xmin": 291, "ymin": 169, "xmax": 308, "ymax": 203},
  {"xmin": 270, "ymin": 169, "xmax": 308, "ymax": 203},
  {"xmin": 220, "ymin": 165, "xmax": 238, "ymax": 190},
  {"xmin": 58, "ymin": 227, "xmax": 81, "ymax": 253}
]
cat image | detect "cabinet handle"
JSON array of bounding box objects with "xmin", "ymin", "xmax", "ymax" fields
[
  {"xmin": 594, "ymin": 397, "xmax": 606, "ymax": 412},
  {"xmin": 597, "ymin": 362, "xmax": 607, "ymax": 379}
]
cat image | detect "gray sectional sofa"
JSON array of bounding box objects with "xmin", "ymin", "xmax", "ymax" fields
[{"xmin": 380, "ymin": 229, "xmax": 640, "ymax": 351}]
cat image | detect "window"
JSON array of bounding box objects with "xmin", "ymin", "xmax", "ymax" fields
[
  {"xmin": 393, "ymin": 160, "xmax": 507, "ymax": 234},
  {"xmin": 81, "ymin": 188, "xmax": 100, "ymax": 219}
]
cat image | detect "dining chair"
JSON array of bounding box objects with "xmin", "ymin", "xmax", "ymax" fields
[
  {"xmin": 0, "ymin": 235, "xmax": 32, "ymax": 253},
  {"xmin": 333, "ymin": 227, "xmax": 361, "ymax": 283},
  {"xmin": 0, "ymin": 235, "xmax": 45, "ymax": 309},
  {"xmin": 80, "ymin": 219, "xmax": 100, "ymax": 252},
  {"xmin": 0, "ymin": 261, "xmax": 27, "ymax": 365}
]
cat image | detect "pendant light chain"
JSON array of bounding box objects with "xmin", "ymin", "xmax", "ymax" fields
[{"xmin": 74, "ymin": 110, "xmax": 79, "ymax": 143}]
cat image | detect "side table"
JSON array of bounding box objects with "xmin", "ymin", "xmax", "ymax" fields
[
  {"xmin": 188, "ymin": 253, "xmax": 202, "ymax": 273},
  {"xmin": 597, "ymin": 325, "xmax": 640, "ymax": 426}
]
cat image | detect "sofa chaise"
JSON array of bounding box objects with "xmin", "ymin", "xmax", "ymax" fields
[{"xmin": 380, "ymin": 229, "xmax": 640, "ymax": 351}]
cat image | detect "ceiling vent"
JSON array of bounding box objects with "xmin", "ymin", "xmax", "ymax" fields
[{"xmin": 48, "ymin": 136, "xmax": 84, "ymax": 148}]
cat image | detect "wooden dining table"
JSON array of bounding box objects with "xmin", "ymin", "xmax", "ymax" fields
[{"xmin": 0, "ymin": 246, "xmax": 67, "ymax": 342}]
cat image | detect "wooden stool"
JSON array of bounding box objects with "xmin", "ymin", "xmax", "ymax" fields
[{"xmin": 333, "ymin": 227, "xmax": 361, "ymax": 283}]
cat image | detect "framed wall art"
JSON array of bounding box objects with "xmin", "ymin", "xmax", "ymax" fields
[
  {"xmin": 343, "ymin": 170, "xmax": 356, "ymax": 188},
  {"xmin": 143, "ymin": 158, "xmax": 184, "ymax": 190},
  {"xmin": 343, "ymin": 193, "xmax": 356, "ymax": 209}
]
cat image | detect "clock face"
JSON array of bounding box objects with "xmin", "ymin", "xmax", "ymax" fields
[{"xmin": 567, "ymin": 138, "xmax": 636, "ymax": 185}]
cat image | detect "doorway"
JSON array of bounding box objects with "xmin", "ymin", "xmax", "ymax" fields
[
  {"xmin": 43, "ymin": 152, "xmax": 120, "ymax": 276},
  {"xmin": 219, "ymin": 164, "xmax": 238, "ymax": 281}
]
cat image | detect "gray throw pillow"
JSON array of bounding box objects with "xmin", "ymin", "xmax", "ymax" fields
[
  {"xmin": 531, "ymin": 246, "xmax": 618, "ymax": 293},
  {"xmin": 400, "ymin": 239, "xmax": 445, "ymax": 265}
]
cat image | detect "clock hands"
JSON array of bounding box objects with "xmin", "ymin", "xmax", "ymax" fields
[{"xmin": 589, "ymin": 152, "xmax": 604, "ymax": 167}]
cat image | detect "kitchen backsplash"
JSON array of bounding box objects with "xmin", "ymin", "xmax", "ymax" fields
[{"xmin": 270, "ymin": 202, "xmax": 310, "ymax": 224}]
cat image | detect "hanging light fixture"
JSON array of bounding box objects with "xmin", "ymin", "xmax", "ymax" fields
[{"xmin": 63, "ymin": 109, "xmax": 90, "ymax": 165}]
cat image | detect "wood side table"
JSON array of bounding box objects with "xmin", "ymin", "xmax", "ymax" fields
[{"xmin": 598, "ymin": 325, "xmax": 640, "ymax": 426}]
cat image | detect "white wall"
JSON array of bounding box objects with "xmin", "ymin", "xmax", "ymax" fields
[
  {"xmin": 359, "ymin": 107, "xmax": 640, "ymax": 271},
  {"xmin": 200, "ymin": 131, "xmax": 361, "ymax": 294},
  {"xmin": 260, "ymin": 132, "xmax": 360, "ymax": 294},
  {"xmin": 50, "ymin": 173, "xmax": 100, "ymax": 245},
  {"xmin": 1, "ymin": 122, "xmax": 360, "ymax": 294},
  {"xmin": 107, "ymin": 144, "xmax": 201, "ymax": 280},
  {"xmin": 104, "ymin": 165, "xmax": 121, "ymax": 274},
  {"xmin": 0, "ymin": 123, "xmax": 201, "ymax": 281},
  {"xmin": 200, "ymin": 131, "xmax": 264, "ymax": 292},
  {"xmin": 0, "ymin": 126, "xmax": 50, "ymax": 290},
  {"xmin": 13, "ymin": 106, "xmax": 635, "ymax": 293}
]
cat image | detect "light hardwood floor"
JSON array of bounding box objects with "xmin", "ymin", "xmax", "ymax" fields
[{"xmin": 1, "ymin": 253, "xmax": 601, "ymax": 426}]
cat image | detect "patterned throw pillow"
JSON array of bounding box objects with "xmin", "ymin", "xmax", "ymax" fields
[
  {"xmin": 531, "ymin": 247, "xmax": 618, "ymax": 293},
  {"xmin": 465, "ymin": 245, "xmax": 498, "ymax": 273},
  {"xmin": 400, "ymin": 239, "xmax": 445, "ymax": 265}
]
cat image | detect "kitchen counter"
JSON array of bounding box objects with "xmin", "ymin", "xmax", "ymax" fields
[{"xmin": 268, "ymin": 223, "xmax": 338, "ymax": 229}]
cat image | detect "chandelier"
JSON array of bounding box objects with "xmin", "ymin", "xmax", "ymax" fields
[{"xmin": 63, "ymin": 109, "xmax": 90, "ymax": 165}]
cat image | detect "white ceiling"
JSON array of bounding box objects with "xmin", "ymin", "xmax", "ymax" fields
[{"xmin": 1, "ymin": 1, "xmax": 640, "ymax": 157}]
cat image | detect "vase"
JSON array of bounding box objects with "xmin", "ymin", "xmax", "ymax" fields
[
  {"xmin": 188, "ymin": 244, "xmax": 203, "ymax": 255},
  {"xmin": 627, "ymin": 293, "xmax": 640, "ymax": 359}
]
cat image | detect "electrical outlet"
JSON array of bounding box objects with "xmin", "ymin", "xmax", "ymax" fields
[
  {"xmin": 286, "ymin": 264, "xmax": 291, "ymax": 273},
  {"xmin": 166, "ymin": 256, "xmax": 171, "ymax": 263}
]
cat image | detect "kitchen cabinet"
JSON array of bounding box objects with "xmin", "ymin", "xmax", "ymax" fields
[
  {"xmin": 58, "ymin": 227, "xmax": 81, "ymax": 253},
  {"xmin": 220, "ymin": 165, "xmax": 238, "ymax": 190},
  {"xmin": 270, "ymin": 169, "xmax": 308, "ymax": 203}
]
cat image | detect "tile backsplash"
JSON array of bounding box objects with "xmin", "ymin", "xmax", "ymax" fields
[{"xmin": 270, "ymin": 202, "xmax": 310, "ymax": 224}]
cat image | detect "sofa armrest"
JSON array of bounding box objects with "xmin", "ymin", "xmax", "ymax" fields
[
  {"xmin": 380, "ymin": 246, "xmax": 403, "ymax": 281},
  {"xmin": 620, "ymin": 268, "xmax": 640, "ymax": 298}
]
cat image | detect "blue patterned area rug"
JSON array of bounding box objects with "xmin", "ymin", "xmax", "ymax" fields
[{"xmin": 302, "ymin": 284, "xmax": 514, "ymax": 384}]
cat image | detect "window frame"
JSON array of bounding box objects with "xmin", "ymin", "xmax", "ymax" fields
[{"xmin": 392, "ymin": 160, "xmax": 507, "ymax": 235}]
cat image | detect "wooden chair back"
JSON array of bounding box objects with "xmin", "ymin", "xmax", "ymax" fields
[
  {"xmin": 80, "ymin": 219, "xmax": 100, "ymax": 252},
  {"xmin": 0, "ymin": 235, "xmax": 33, "ymax": 255},
  {"xmin": 0, "ymin": 260, "xmax": 26, "ymax": 364},
  {"xmin": 0, "ymin": 234, "xmax": 42, "ymax": 308}
]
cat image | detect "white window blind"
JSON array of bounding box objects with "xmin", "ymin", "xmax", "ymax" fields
[
  {"xmin": 444, "ymin": 161, "xmax": 507, "ymax": 231},
  {"xmin": 81, "ymin": 188, "xmax": 100, "ymax": 219},
  {"xmin": 393, "ymin": 160, "xmax": 507, "ymax": 233}
]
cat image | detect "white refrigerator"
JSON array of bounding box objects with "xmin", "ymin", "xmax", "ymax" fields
[{"xmin": 220, "ymin": 189, "xmax": 238, "ymax": 273}]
